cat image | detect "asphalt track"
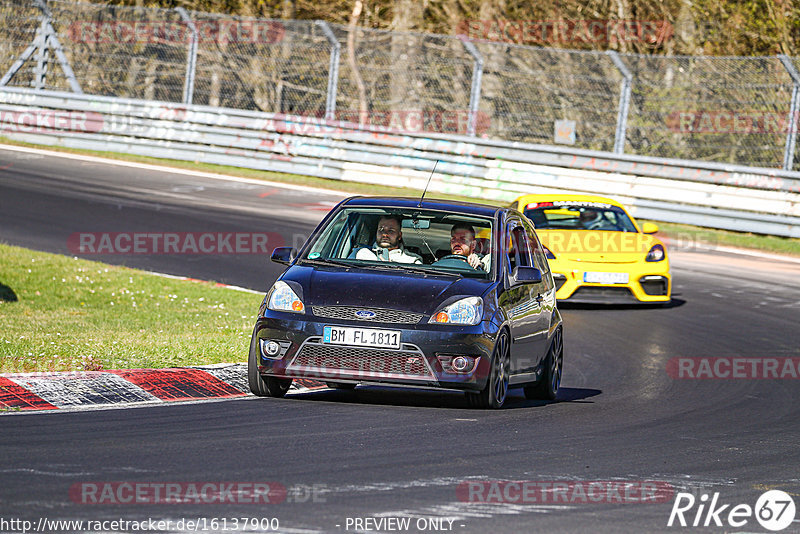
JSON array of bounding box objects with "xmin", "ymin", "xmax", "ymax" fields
[{"xmin": 1, "ymin": 145, "xmax": 799, "ymax": 533}]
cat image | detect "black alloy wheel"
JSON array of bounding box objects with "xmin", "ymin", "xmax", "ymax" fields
[
  {"xmin": 466, "ymin": 329, "xmax": 510, "ymax": 409},
  {"xmin": 524, "ymin": 327, "xmax": 562, "ymax": 401}
]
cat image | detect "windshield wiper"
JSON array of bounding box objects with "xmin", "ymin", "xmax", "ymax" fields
[
  {"xmin": 356, "ymin": 262, "xmax": 462, "ymax": 277},
  {"xmin": 298, "ymin": 258, "xmax": 354, "ymax": 268}
]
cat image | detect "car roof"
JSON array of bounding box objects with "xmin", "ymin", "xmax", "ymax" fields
[
  {"xmin": 342, "ymin": 196, "xmax": 502, "ymax": 218},
  {"xmin": 515, "ymin": 193, "xmax": 626, "ymax": 209}
]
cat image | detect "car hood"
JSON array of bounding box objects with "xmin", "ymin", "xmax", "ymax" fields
[
  {"xmin": 539, "ymin": 230, "xmax": 663, "ymax": 264},
  {"xmin": 281, "ymin": 265, "xmax": 491, "ymax": 314}
]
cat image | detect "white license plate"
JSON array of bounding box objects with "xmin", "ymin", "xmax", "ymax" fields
[
  {"xmin": 323, "ymin": 326, "xmax": 401, "ymax": 349},
  {"xmin": 583, "ymin": 271, "xmax": 629, "ymax": 284}
]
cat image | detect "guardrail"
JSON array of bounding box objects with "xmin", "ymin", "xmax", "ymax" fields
[
  {"xmin": 6, "ymin": 1, "xmax": 800, "ymax": 171},
  {"xmin": 1, "ymin": 87, "xmax": 799, "ymax": 238}
]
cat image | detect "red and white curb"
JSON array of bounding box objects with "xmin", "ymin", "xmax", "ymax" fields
[{"xmin": 0, "ymin": 364, "xmax": 327, "ymax": 413}]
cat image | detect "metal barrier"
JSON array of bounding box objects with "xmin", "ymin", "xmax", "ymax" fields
[
  {"xmin": 1, "ymin": 87, "xmax": 798, "ymax": 238},
  {"xmin": 3, "ymin": 0, "xmax": 800, "ymax": 171}
]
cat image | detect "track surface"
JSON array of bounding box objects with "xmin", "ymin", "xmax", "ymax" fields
[{"xmin": 1, "ymin": 146, "xmax": 799, "ymax": 533}]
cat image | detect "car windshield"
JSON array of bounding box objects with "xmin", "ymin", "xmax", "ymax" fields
[
  {"xmin": 300, "ymin": 207, "xmax": 494, "ymax": 278},
  {"xmin": 523, "ymin": 201, "xmax": 638, "ymax": 232}
]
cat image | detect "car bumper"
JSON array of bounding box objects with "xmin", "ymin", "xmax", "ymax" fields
[
  {"xmin": 551, "ymin": 262, "xmax": 671, "ymax": 303},
  {"xmin": 253, "ymin": 312, "xmax": 499, "ymax": 392}
]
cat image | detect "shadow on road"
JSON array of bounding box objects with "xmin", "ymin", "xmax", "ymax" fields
[
  {"xmin": 558, "ymin": 297, "xmax": 685, "ymax": 310},
  {"xmin": 283, "ymin": 385, "xmax": 602, "ymax": 411}
]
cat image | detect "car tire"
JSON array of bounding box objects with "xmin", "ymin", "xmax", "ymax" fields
[
  {"xmin": 326, "ymin": 382, "xmax": 356, "ymax": 390},
  {"xmin": 524, "ymin": 327, "xmax": 562, "ymax": 401},
  {"xmin": 248, "ymin": 327, "xmax": 292, "ymax": 398},
  {"xmin": 466, "ymin": 330, "xmax": 510, "ymax": 409}
]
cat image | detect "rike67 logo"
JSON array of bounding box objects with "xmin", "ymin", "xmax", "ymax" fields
[{"xmin": 668, "ymin": 490, "xmax": 796, "ymax": 531}]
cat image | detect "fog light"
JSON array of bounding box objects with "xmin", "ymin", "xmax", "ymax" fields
[
  {"xmin": 639, "ymin": 275, "xmax": 668, "ymax": 296},
  {"xmin": 452, "ymin": 356, "xmax": 470, "ymax": 372},
  {"xmin": 264, "ymin": 340, "xmax": 281, "ymax": 357}
]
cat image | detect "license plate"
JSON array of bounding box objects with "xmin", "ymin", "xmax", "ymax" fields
[
  {"xmin": 323, "ymin": 326, "xmax": 401, "ymax": 349},
  {"xmin": 583, "ymin": 271, "xmax": 629, "ymax": 284}
]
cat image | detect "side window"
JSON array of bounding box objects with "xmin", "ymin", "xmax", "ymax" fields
[
  {"xmin": 513, "ymin": 226, "xmax": 532, "ymax": 268},
  {"xmin": 521, "ymin": 219, "xmax": 549, "ymax": 275},
  {"xmin": 506, "ymin": 220, "xmax": 532, "ymax": 274}
]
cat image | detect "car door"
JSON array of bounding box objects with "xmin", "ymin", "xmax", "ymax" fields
[
  {"xmin": 498, "ymin": 216, "xmax": 547, "ymax": 374},
  {"xmin": 518, "ymin": 216, "xmax": 555, "ymax": 373}
]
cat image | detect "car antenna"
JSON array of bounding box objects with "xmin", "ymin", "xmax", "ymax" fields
[{"xmin": 418, "ymin": 159, "xmax": 439, "ymax": 208}]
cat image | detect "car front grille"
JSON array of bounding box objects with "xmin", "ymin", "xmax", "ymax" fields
[
  {"xmin": 311, "ymin": 306, "xmax": 423, "ymax": 325},
  {"xmin": 287, "ymin": 339, "xmax": 435, "ymax": 381},
  {"xmin": 568, "ymin": 286, "xmax": 639, "ymax": 303}
]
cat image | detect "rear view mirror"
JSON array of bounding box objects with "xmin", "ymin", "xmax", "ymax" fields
[
  {"xmin": 403, "ymin": 219, "xmax": 430, "ymax": 229},
  {"xmin": 271, "ymin": 247, "xmax": 297, "ymax": 265}
]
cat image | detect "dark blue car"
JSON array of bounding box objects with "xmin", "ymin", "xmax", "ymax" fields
[{"xmin": 249, "ymin": 197, "xmax": 563, "ymax": 408}]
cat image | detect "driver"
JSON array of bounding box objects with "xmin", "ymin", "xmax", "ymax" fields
[
  {"xmin": 579, "ymin": 208, "xmax": 605, "ymax": 230},
  {"xmin": 449, "ymin": 223, "xmax": 490, "ymax": 272},
  {"xmin": 355, "ymin": 215, "xmax": 422, "ymax": 264}
]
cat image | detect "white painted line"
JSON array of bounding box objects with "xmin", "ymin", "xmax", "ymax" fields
[
  {"xmin": 142, "ymin": 269, "xmax": 263, "ymax": 294},
  {"xmin": 1, "ymin": 394, "xmax": 251, "ymax": 416},
  {"xmin": 698, "ymin": 243, "xmax": 800, "ymax": 265},
  {"xmin": 0, "ymin": 143, "xmax": 352, "ymax": 198}
]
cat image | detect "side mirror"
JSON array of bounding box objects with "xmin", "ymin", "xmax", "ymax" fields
[
  {"xmin": 641, "ymin": 222, "xmax": 659, "ymax": 234},
  {"xmin": 271, "ymin": 247, "xmax": 297, "ymax": 265},
  {"xmin": 512, "ymin": 266, "xmax": 542, "ymax": 284}
]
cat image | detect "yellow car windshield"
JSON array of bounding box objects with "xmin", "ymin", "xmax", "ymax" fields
[{"xmin": 524, "ymin": 202, "xmax": 638, "ymax": 232}]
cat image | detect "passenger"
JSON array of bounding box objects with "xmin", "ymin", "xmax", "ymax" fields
[
  {"xmin": 449, "ymin": 222, "xmax": 490, "ymax": 272},
  {"xmin": 355, "ymin": 215, "xmax": 422, "ymax": 264}
]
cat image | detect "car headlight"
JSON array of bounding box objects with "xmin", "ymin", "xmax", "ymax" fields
[
  {"xmin": 267, "ymin": 281, "xmax": 305, "ymax": 313},
  {"xmin": 646, "ymin": 244, "xmax": 665, "ymax": 262},
  {"xmin": 429, "ymin": 297, "xmax": 483, "ymax": 325}
]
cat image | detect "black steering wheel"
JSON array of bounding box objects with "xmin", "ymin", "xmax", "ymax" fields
[{"xmin": 437, "ymin": 254, "xmax": 470, "ymax": 263}]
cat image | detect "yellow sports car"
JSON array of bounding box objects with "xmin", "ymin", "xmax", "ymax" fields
[{"xmin": 510, "ymin": 194, "xmax": 671, "ymax": 304}]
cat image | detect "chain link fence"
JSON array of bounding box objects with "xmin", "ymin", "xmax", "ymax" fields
[
  {"xmin": 620, "ymin": 54, "xmax": 796, "ymax": 169},
  {"xmin": 328, "ymin": 24, "xmax": 477, "ymax": 135},
  {"xmin": 2, "ymin": 0, "xmax": 800, "ymax": 170},
  {"xmin": 474, "ymin": 42, "xmax": 624, "ymax": 152}
]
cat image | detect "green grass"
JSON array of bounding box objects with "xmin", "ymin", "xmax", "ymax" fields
[
  {"xmin": 2, "ymin": 137, "xmax": 799, "ymax": 257},
  {"xmin": 0, "ymin": 243, "xmax": 262, "ymax": 373}
]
